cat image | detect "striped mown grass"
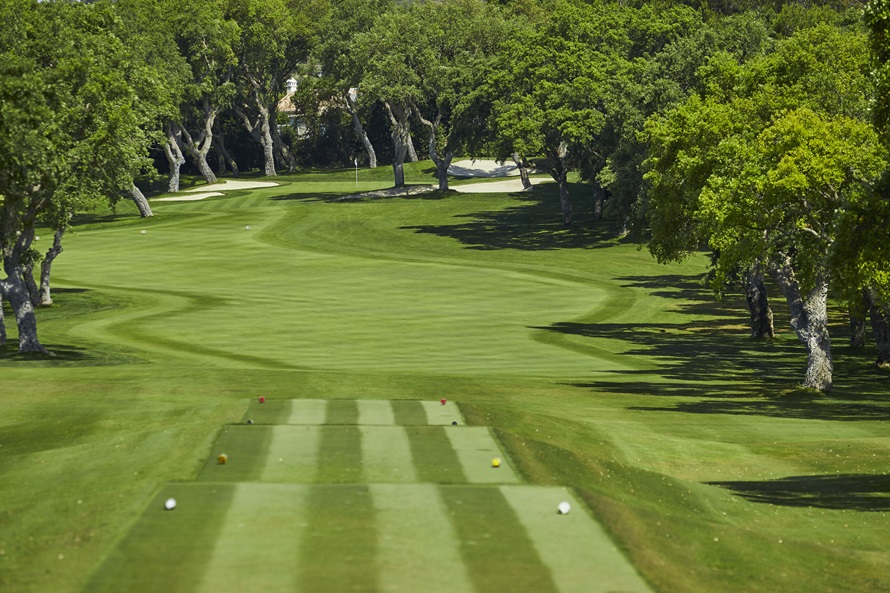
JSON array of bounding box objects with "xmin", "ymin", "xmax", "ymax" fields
[
  {"xmin": 90, "ymin": 398, "xmax": 647, "ymax": 592},
  {"xmin": 86, "ymin": 483, "xmax": 650, "ymax": 593},
  {"xmin": 242, "ymin": 398, "xmax": 463, "ymax": 426},
  {"xmin": 196, "ymin": 425, "xmax": 520, "ymax": 484}
]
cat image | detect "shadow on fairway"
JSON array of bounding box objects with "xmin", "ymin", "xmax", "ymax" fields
[
  {"xmin": 540, "ymin": 274, "xmax": 799, "ymax": 395},
  {"xmin": 540, "ymin": 275, "xmax": 890, "ymax": 420},
  {"xmin": 401, "ymin": 183, "xmax": 624, "ymax": 251},
  {"xmin": 708, "ymin": 473, "xmax": 890, "ymax": 511}
]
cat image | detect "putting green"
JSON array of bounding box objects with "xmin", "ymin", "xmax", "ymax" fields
[
  {"xmin": 86, "ymin": 483, "xmax": 652, "ymax": 593},
  {"xmin": 196, "ymin": 425, "xmax": 520, "ymax": 484}
]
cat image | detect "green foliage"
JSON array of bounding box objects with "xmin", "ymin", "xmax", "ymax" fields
[
  {"xmin": 643, "ymin": 21, "xmax": 878, "ymax": 281},
  {"xmin": 865, "ymin": 0, "xmax": 890, "ymax": 145},
  {"xmin": 699, "ymin": 108, "xmax": 886, "ymax": 292},
  {"xmin": 489, "ymin": 2, "xmax": 625, "ymax": 166},
  {"xmin": 1, "ymin": 0, "xmax": 152, "ymax": 243}
]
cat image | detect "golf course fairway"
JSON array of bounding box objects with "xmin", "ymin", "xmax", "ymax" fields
[{"xmin": 1, "ymin": 165, "xmax": 888, "ymax": 593}]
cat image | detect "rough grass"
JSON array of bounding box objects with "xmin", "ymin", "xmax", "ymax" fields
[{"xmin": 1, "ymin": 163, "xmax": 889, "ymax": 593}]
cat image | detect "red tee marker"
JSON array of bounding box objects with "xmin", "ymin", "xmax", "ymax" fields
[
  {"xmin": 440, "ymin": 398, "xmax": 447, "ymax": 405},
  {"xmin": 258, "ymin": 396, "xmax": 266, "ymax": 403}
]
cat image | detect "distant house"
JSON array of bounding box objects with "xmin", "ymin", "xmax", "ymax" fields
[
  {"xmin": 277, "ymin": 75, "xmax": 355, "ymax": 139},
  {"xmin": 277, "ymin": 77, "xmax": 306, "ymax": 136}
]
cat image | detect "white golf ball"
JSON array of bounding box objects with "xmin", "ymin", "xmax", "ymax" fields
[
  {"xmin": 164, "ymin": 498, "xmax": 177, "ymax": 510},
  {"xmin": 557, "ymin": 501, "xmax": 571, "ymax": 515},
  {"xmin": 140, "ymin": 230, "xmax": 147, "ymax": 235},
  {"xmin": 245, "ymin": 225, "xmax": 251, "ymax": 230}
]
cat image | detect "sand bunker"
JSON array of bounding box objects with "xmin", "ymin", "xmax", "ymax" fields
[
  {"xmin": 447, "ymin": 159, "xmax": 520, "ymax": 178},
  {"xmin": 453, "ymin": 177, "xmax": 552, "ymax": 194},
  {"xmin": 153, "ymin": 178, "xmax": 281, "ymax": 202},
  {"xmin": 184, "ymin": 179, "xmax": 279, "ymax": 192},
  {"xmin": 154, "ymin": 192, "xmax": 225, "ymax": 202}
]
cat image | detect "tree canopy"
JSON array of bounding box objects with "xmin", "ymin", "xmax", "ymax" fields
[{"xmin": 3, "ymin": 0, "xmax": 888, "ymax": 389}]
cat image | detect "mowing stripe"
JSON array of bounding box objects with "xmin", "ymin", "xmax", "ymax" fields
[
  {"xmin": 448, "ymin": 427, "xmax": 521, "ymax": 484},
  {"xmin": 422, "ymin": 400, "xmax": 465, "ymax": 425},
  {"xmin": 315, "ymin": 425, "xmax": 364, "ymax": 483},
  {"xmin": 297, "ymin": 485, "xmax": 379, "ymax": 593},
  {"xmin": 358, "ymin": 400, "xmax": 396, "ymax": 425},
  {"xmin": 196, "ymin": 483, "xmax": 309, "ymax": 593},
  {"xmin": 361, "ymin": 426, "xmax": 418, "ymax": 483},
  {"xmin": 440, "ymin": 485, "xmax": 560, "ymax": 593},
  {"xmin": 286, "ymin": 399, "xmax": 327, "ymax": 425},
  {"xmin": 197, "ymin": 426, "xmax": 274, "ymax": 483},
  {"xmin": 83, "ymin": 484, "xmax": 237, "ymax": 593},
  {"xmin": 326, "ymin": 399, "xmax": 360, "ymax": 424},
  {"xmin": 242, "ymin": 398, "xmax": 293, "ymax": 424},
  {"xmin": 248, "ymin": 399, "xmax": 460, "ymax": 426},
  {"xmin": 259, "ymin": 425, "xmax": 322, "ymax": 483},
  {"xmin": 370, "ymin": 484, "xmax": 474, "ymax": 593},
  {"xmin": 392, "ymin": 400, "xmax": 428, "ymax": 425},
  {"xmin": 500, "ymin": 486, "xmax": 655, "ymax": 593},
  {"xmin": 406, "ymin": 426, "xmax": 468, "ymax": 483}
]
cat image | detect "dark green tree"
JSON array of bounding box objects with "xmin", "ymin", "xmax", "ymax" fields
[{"xmin": 1, "ymin": 0, "xmax": 152, "ymax": 352}]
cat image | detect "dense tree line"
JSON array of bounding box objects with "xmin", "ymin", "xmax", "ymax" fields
[{"xmin": 1, "ymin": 0, "xmax": 888, "ymax": 392}]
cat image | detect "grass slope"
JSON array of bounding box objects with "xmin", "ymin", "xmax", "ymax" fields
[{"xmin": 1, "ymin": 162, "xmax": 889, "ymax": 593}]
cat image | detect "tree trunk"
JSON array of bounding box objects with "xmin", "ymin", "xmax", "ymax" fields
[
  {"xmin": 865, "ymin": 287, "xmax": 890, "ymax": 367},
  {"xmin": 849, "ymin": 287, "xmax": 869, "ymax": 348},
  {"xmin": 549, "ymin": 142, "xmax": 573, "ymax": 227},
  {"xmin": 235, "ymin": 103, "xmax": 277, "ymax": 177},
  {"xmin": 177, "ymin": 102, "xmax": 218, "ymax": 184},
  {"xmin": 412, "ymin": 105, "xmax": 452, "ymax": 191},
  {"xmin": 769, "ymin": 254, "xmax": 833, "ymax": 391},
  {"xmin": 346, "ymin": 93, "xmax": 377, "ymax": 168},
  {"xmin": 557, "ymin": 175, "xmax": 573, "ymax": 227},
  {"xmin": 593, "ymin": 188, "xmax": 604, "ymax": 219},
  {"xmin": 407, "ymin": 134, "xmax": 419, "ymax": 162},
  {"xmin": 163, "ymin": 121, "xmax": 186, "ymax": 193},
  {"xmin": 270, "ymin": 117, "xmax": 296, "ymax": 173},
  {"xmin": 745, "ymin": 262, "xmax": 774, "ymax": 339},
  {"xmin": 214, "ymin": 130, "xmax": 240, "ymax": 177},
  {"xmin": 129, "ymin": 183, "xmax": 153, "ymax": 218},
  {"xmin": 436, "ymin": 149, "xmax": 454, "ymax": 191},
  {"xmin": 850, "ymin": 312, "xmax": 868, "ymax": 348},
  {"xmin": 0, "ymin": 292, "xmax": 6, "ymax": 347},
  {"xmin": 22, "ymin": 260, "xmax": 39, "ymax": 307},
  {"xmin": 38, "ymin": 227, "xmax": 64, "ymax": 306},
  {"xmin": 511, "ymin": 153, "xmax": 532, "ymax": 189},
  {"xmin": 0, "ymin": 270, "xmax": 47, "ymax": 354},
  {"xmin": 385, "ymin": 101, "xmax": 410, "ymax": 188}
]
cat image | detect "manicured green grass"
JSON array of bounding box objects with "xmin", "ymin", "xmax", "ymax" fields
[
  {"xmin": 86, "ymin": 483, "xmax": 631, "ymax": 593},
  {"xmin": 2, "ymin": 163, "xmax": 889, "ymax": 593}
]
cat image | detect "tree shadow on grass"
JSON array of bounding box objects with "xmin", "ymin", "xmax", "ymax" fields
[
  {"xmin": 0, "ymin": 342, "xmax": 144, "ymax": 367},
  {"xmin": 708, "ymin": 474, "xmax": 890, "ymax": 511},
  {"xmin": 401, "ymin": 183, "xmax": 625, "ymax": 251},
  {"xmin": 543, "ymin": 275, "xmax": 890, "ymax": 421},
  {"xmin": 1, "ymin": 288, "xmax": 145, "ymax": 367},
  {"xmin": 269, "ymin": 186, "xmax": 443, "ymax": 203}
]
